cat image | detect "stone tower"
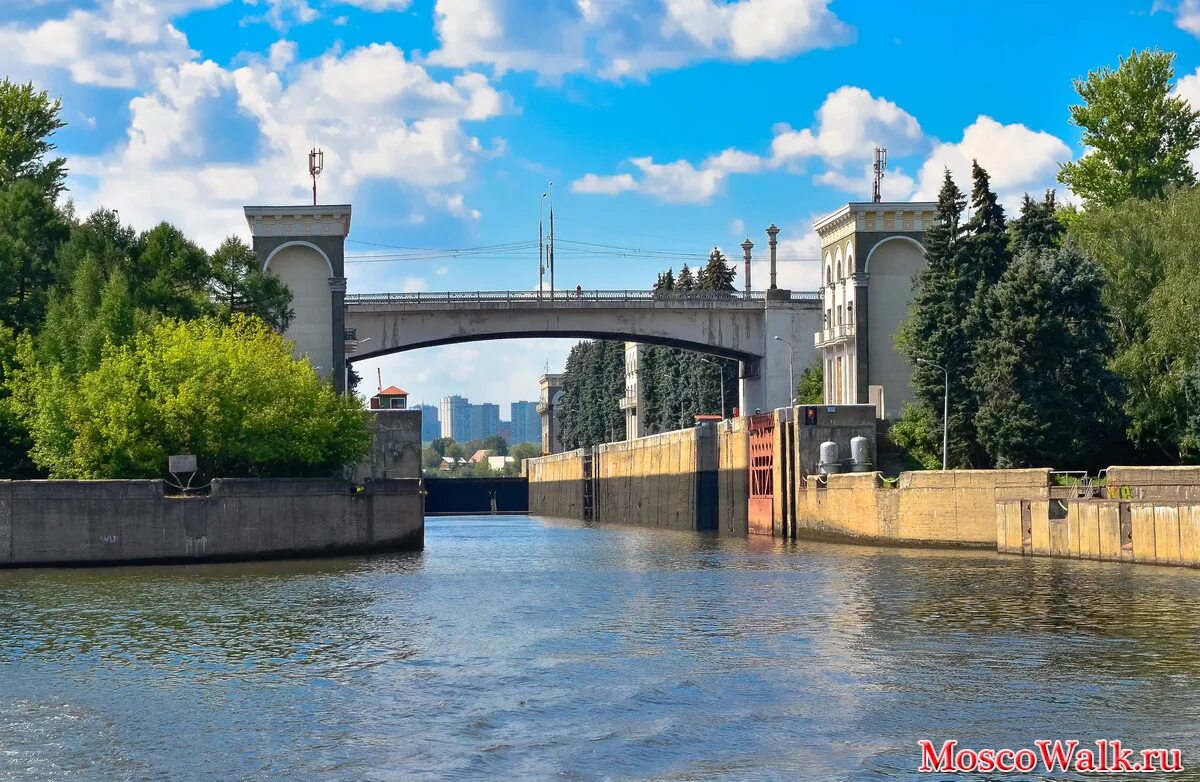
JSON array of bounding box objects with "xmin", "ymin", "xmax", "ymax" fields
[{"xmin": 244, "ymin": 205, "xmax": 352, "ymax": 392}]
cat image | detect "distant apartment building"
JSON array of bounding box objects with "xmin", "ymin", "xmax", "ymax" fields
[
  {"xmin": 469, "ymin": 402, "xmax": 501, "ymax": 441},
  {"xmin": 510, "ymin": 401, "xmax": 539, "ymax": 445},
  {"xmin": 440, "ymin": 395, "xmax": 471, "ymax": 441},
  {"xmin": 414, "ymin": 404, "xmax": 440, "ymax": 442},
  {"xmin": 497, "ymin": 421, "xmax": 513, "ymax": 444}
]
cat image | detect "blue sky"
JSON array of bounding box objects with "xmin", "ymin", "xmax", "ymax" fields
[{"xmin": 3, "ymin": 0, "xmax": 1200, "ymax": 414}]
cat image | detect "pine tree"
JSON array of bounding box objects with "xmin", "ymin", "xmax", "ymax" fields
[
  {"xmin": 1008, "ymin": 190, "xmax": 1064, "ymax": 255},
  {"xmin": 973, "ymin": 241, "xmax": 1119, "ymax": 467},
  {"xmin": 697, "ymin": 247, "xmax": 737, "ymax": 292},
  {"xmin": 964, "ymin": 161, "xmax": 1010, "ymax": 286},
  {"xmin": 896, "ymin": 169, "xmax": 982, "ymax": 468},
  {"xmin": 677, "ymin": 264, "xmax": 695, "ymax": 290}
]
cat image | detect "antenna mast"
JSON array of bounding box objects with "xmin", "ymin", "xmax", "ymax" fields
[
  {"xmin": 872, "ymin": 147, "xmax": 887, "ymax": 203},
  {"xmin": 308, "ymin": 147, "xmax": 324, "ymax": 206}
]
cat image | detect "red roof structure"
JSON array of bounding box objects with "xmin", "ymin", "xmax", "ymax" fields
[{"xmin": 378, "ymin": 385, "xmax": 408, "ymax": 396}]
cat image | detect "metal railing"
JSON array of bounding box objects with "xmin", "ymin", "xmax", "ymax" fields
[{"xmin": 345, "ymin": 289, "xmax": 821, "ymax": 305}]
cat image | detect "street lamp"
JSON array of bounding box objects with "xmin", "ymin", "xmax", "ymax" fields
[
  {"xmin": 773, "ymin": 336, "xmax": 795, "ymax": 406},
  {"xmin": 698, "ymin": 357, "xmax": 726, "ymax": 420},
  {"xmin": 917, "ymin": 357, "xmax": 948, "ymax": 470}
]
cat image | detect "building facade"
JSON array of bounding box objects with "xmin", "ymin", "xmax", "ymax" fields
[
  {"xmin": 510, "ymin": 401, "xmax": 540, "ymax": 445},
  {"xmin": 469, "ymin": 403, "xmax": 501, "ymax": 442},
  {"xmin": 537, "ymin": 374, "xmax": 564, "ymax": 454},
  {"xmin": 439, "ymin": 395, "xmax": 471, "ymax": 441},
  {"xmin": 812, "ymin": 202, "xmax": 935, "ymax": 418},
  {"xmin": 414, "ymin": 404, "xmax": 440, "ymax": 442},
  {"xmin": 618, "ymin": 342, "xmax": 643, "ymax": 440}
]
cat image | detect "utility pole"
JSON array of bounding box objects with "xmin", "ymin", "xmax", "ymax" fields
[
  {"xmin": 548, "ymin": 181, "xmax": 555, "ymax": 300},
  {"xmin": 539, "ymin": 191, "xmax": 548, "ymax": 299}
]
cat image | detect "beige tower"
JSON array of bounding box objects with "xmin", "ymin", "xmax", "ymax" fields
[
  {"xmin": 244, "ymin": 205, "xmax": 352, "ymax": 391},
  {"xmin": 812, "ymin": 202, "xmax": 936, "ymax": 418},
  {"xmin": 537, "ymin": 373, "xmax": 564, "ymax": 454}
]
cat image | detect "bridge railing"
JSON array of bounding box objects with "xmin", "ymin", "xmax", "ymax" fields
[{"xmin": 344, "ymin": 289, "xmax": 821, "ymax": 304}]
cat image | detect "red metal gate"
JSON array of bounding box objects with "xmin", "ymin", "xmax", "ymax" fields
[{"xmin": 748, "ymin": 414, "xmax": 774, "ymax": 535}]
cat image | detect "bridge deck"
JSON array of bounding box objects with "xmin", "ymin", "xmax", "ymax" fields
[{"xmin": 344, "ymin": 289, "xmax": 820, "ymax": 307}]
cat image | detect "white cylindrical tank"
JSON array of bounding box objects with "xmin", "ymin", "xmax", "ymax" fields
[
  {"xmin": 849, "ymin": 435, "xmax": 872, "ymax": 472},
  {"xmin": 819, "ymin": 440, "xmax": 841, "ymax": 474}
]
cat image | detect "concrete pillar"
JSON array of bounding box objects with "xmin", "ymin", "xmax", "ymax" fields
[
  {"xmin": 771, "ymin": 407, "xmax": 792, "ymax": 537},
  {"xmin": 742, "ymin": 238, "xmax": 753, "ymax": 297},
  {"xmin": 766, "ymin": 224, "xmax": 780, "ymax": 290}
]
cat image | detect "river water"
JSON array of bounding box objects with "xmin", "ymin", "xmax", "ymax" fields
[{"xmin": 2, "ymin": 515, "xmax": 1200, "ymax": 781}]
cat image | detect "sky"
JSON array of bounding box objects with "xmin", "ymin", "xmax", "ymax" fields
[{"xmin": 3, "ymin": 0, "xmax": 1200, "ymax": 413}]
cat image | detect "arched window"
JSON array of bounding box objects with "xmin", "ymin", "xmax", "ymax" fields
[{"xmin": 836, "ymin": 260, "xmax": 842, "ymax": 281}]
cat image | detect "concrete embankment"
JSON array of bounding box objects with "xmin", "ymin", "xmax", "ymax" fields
[{"xmin": 0, "ymin": 478, "xmax": 423, "ymax": 568}]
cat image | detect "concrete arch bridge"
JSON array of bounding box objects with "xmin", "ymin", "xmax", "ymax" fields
[
  {"xmin": 344, "ymin": 289, "xmax": 821, "ymax": 414},
  {"xmin": 243, "ymin": 204, "xmax": 819, "ymax": 415}
]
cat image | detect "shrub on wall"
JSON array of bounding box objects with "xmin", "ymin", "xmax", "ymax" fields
[{"xmin": 14, "ymin": 315, "xmax": 369, "ymax": 478}]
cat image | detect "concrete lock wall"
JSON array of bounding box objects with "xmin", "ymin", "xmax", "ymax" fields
[
  {"xmin": 0, "ymin": 478, "xmax": 423, "ymax": 568},
  {"xmin": 352, "ymin": 409, "xmax": 423, "ymax": 482},
  {"xmin": 526, "ymin": 422, "xmax": 739, "ymax": 533},
  {"xmin": 1106, "ymin": 466, "xmax": 1200, "ymax": 501},
  {"xmin": 797, "ymin": 469, "xmax": 1052, "ymax": 548},
  {"xmin": 526, "ymin": 449, "xmax": 585, "ymax": 519},
  {"xmin": 997, "ymin": 496, "xmax": 1200, "ymax": 569}
]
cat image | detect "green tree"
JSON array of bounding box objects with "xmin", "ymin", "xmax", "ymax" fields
[
  {"xmin": 796, "ymin": 359, "xmax": 823, "ymax": 405},
  {"xmin": 697, "ymin": 247, "xmax": 737, "ymax": 291},
  {"xmin": 1070, "ymin": 186, "xmax": 1200, "ymax": 460},
  {"xmin": 0, "ymin": 180, "xmax": 68, "ymax": 330},
  {"xmin": 208, "ymin": 236, "xmax": 293, "ymax": 330},
  {"xmin": 895, "ymin": 169, "xmax": 983, "ymax": 468},
  {"xmin": 1058, "ymin": 49, "xmax": 1200, "ymax": 206},
  {"xmin": 1008, "ymin": 190, "xmax": 1065, "ymax": 255},
  {"xmin": 676, "ymin": 264, "xmax": 695, "ymax": 290},
  {"xmin": 972, "ymin": 239, "xmax": 1119, "ymax": 468},
  {"xmin": 0, "ymin": 79, "xmax": 67, "ymax": 198},
  {"xmin": 132, "ymin": 222, "xmax": 212, "ymax": 319},
  {"xmin": 14, "ymin": 315, "xmax": 369, "ymax": 478},
  {"xmin": 0, "ymin": 326, "xmax": 39, "ymax": 477}
]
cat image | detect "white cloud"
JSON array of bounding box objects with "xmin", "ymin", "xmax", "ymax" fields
[
  {"xmin": 337, "ymin": 0, "xmax": 413, "ymax": 9},
  {"xmin": 913, "ymin": 116, "xmax": 1073, "ymax": 210},
  {"xmin": 571, "ymin": 172, "xmax": 637, "ymax": 195},
  {"xmin": 268, "ymin": 39, "xmax": 298, "ymax": 71},
  {"xmin": 0, "ymin": 0, "xmax": 224, "ymax": 88},
  {"xmin": 771, "ymin": 86, "xmax": 924, "ymax": 168},
  {"xmin": 1174, "ymin": 66, "xmax": 1200, "ymax": 172},
  {"xmin": 571, "ymin": 86, "xmax": 914, "ymax": 204},
  {"xmin": 71, "ymin": 43, "xmax": 505, "ymax": 246},
  {"xmin": 815, "ymin": 162, "xmax": 916, "ymax": 201},
  {"xmin": 1159, "ymin": 0, "xmax": 1200, "ymax": 36},
  {"xmin": 428, "ymin": 0, "xmax": 853, "ymax": 79}
]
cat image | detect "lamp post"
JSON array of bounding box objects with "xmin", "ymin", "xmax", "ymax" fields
[
  {"xmin": 539, "ymin": 192, "xmax": 547, "ymax": 298},
  {"xmin": 917, "ymin": 357, "xmax": 948, "ymax": 470},
  {"xmin": 773, "ymin": 335, "xmax": 795, "ymax": 406},
  {"xmin": 698, "ymin": 357, "xmax": 726, "ymax": 420}
]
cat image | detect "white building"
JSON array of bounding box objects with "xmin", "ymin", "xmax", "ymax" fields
[{"xmin": 812, "ymin": 202, "xmax": 936, "ymax": 418}]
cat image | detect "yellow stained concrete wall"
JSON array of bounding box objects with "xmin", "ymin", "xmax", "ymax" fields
[
  {"xmin": 1107, "ymin": 466, "xmax": 1200, "ymax": 501},
  {"xmin": 717, "ymin": 418, "xmax": 749, "ymax": 536},
  {"xmin": 593, "ymin": 428, "xmax": 699, "ymax": 530},
  {"xmin": 526, "ymin": 449, "xmax": 584, "ymax": 518},
  {"xmin": 797, "ymin": 469, "xmax": 1050, "ymax": 548},
  {"xmin": 998, "ymin": 498, "xmax": 1200, "ymax": 569}
]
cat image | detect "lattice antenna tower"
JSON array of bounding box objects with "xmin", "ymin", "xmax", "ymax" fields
[
  {"xmin": 872, "ymin": 147, "xmax": 887, "ymax": 203},
  {"xmin": 309, "ymin": 147, "xmax": 325, "ymax": 206}
]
